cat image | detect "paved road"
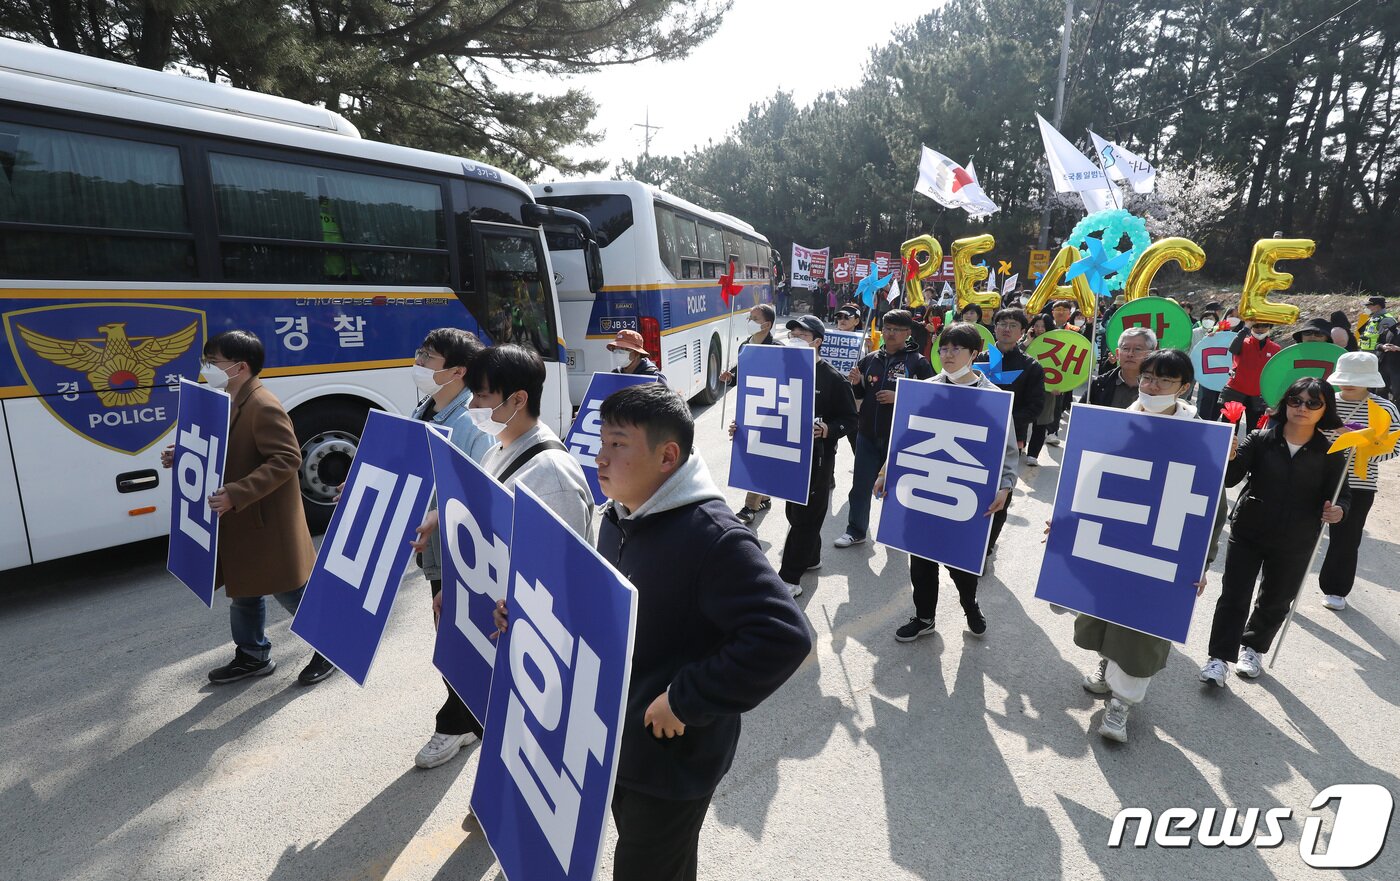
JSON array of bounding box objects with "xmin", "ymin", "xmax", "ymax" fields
[{"xmin": 3, "ymin": 389, "xmax": 1397, "ymax": 881}]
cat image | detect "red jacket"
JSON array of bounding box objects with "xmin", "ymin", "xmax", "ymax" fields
[{"xmin": 1226, "ymin": 333, "xmax": 1280, "ymax": 397}]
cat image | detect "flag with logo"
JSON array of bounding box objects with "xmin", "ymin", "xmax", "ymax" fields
[
  {"xmin": 1036, "ymin": 114, "xmax": 1122, "ymax": 214},
  {"xmin": 914, "ymin": 146, "xmax": 1000, "ymax": 217},
  {"xmin": 1089, "ymin": 131, "xmax": 1156, "ymax": 193}
]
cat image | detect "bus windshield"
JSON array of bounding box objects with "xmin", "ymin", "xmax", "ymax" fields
[{"xmin": 535, "ymin": 193, "xmax": 633, "ymax": 249}]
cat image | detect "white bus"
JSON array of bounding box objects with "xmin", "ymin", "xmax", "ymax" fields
[
  {"xmin": 0, "ymin": 38, "xmax": 602, "ymax": 571},
  {"xmin": 530, "ymin": 180, "xmax": 777, "ymax": 405}
]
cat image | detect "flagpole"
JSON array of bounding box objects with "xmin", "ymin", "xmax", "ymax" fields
[{"xmin": 1267, "ymin": 451, "xmax": 1354, "ymax": 669}]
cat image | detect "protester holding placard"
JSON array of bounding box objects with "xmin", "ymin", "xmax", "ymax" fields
[
  {"xmin": 837, "ymin": 310, "xmax": 935, "ymax": 548},
  {"xmin": 161, "ymin": 331, "xmax": 328, "ymax": 685},
  {"xmin": 1073, "ymin": 349, "xmax": 1223, "ymax": 743},
  {"xmin": 1221, "ymin": 319, "xmax": 1281, "ymax": 430},
  {"xmin": 400, "ymin": 328, "xmax": 493, "ymax": 769},
  {"xmin": 872, "ymin": 322, "xmax": 1017, "ymax": 641},
  {"xmin": 720, "ymin": 303, "xmax": 778, "ymax": 523},
  {"xmin": 1089, "ymin": 326, "xmax": 1157, "ymax": 410},
  {"xmin": 608, "ymin": 328, "xmax": 663, "ymax": 377},
  {"xmin": 1318, "ymin": 353, "xmax": 1400, "ymax": 611},
  {"xmin": 1200, "ymin": 377, "xmax": 1349, "ymax": 686},
  {"xmin": 775, "ymin": 316, "xmax": 857, "ymax": 595},
  {"xmin": 977, "ymin": 308, "xmax": 1044, "ymax": 550},
  {"xmin": 585, "ymin": 383, "xmax": 811, "ymax": 881},
  {"xmin": 1024, "ymin": 314, "xmax": 1059, "ymax": 467}
]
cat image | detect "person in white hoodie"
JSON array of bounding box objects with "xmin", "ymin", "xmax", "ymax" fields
[
  {"xmin": 872, "ymin": 322, "xmax": 1020, "ymax": 643},
  {"xmin": 1073, "ymin": 349, "xmax": 1223, "ymax": 744}
]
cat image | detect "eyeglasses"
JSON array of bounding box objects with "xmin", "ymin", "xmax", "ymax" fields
[
  {"xmin": 1117, "ymin": 346, "xmax": 1151, "ymax": 355},
  {"xmin": 1285, "ymin": 395, "xmax": 1324, "ymax": 411},
  {"xmin": 937, "ymin": 345, "xmax": 968, "ymax": 354},
  {"xmin": 994, "ymin": 321, "xmax": 1023, "ymax": 330},
  {"xmin": 414, "ymin": 347, "xmax": 443, "ymax": 365},
  {"xmin": 1138, "ymin": 373, "xmax": 1181, "ymax": 390},
  {"xmin": 200, "ymin": 358, "xmax": 235, "ymax": 368}
]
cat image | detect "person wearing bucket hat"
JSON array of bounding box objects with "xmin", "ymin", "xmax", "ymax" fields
[
  {"xmin": 608, "ymin": 329, "xmax": 662, "ymax": 377},
  {"xmin": 1317, "ymin": 352, "xmax": 1400, "ymax": 611},
  {"xmin": 1292, "ymin": 317, "xmax": 1334, "ymax": 344}
]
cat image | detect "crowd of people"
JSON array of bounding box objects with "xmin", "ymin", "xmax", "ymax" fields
[{"xmin": 165, "ymin": 282, "xmax": 1396, "ymax": 879}]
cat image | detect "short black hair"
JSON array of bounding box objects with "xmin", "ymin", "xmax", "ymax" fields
[
  {"xmin": 1268, "ymin": 377, "xmax": 1343, "ymax": 431},
  {"xmin": 993, "ymin": 308, "xmax": 1029, "ymax": 330},
  {"xmin": 940, "ymin": 322, "xmax": 985, "ymax": 354},
  {"xmin": 1140, "ymin": 349, "xmax": 1194, "ymax": 384},
  {"xmin": 466, "ymin": 344, "xmax": 544, "ymax": 417},
  {"xmin": 1052, "ymin": 299, "xmax": 1075, "ymax": 311},
  {"xmin": 752, "ymin": 303, "xmax": 776, "ymax": 326},
  {"xmin": 882, "ymin": 309, "xmax": 914, "ymax": 329},
  {"xmin": 959, "ymin": 303, "xmax": 984, "ymax": 322},
  {"xmin": 599, "ymin": 383, "xmax": 693, "ymax": 465},
  {"xmin": 204, "ymin": 330, "xmax": 265, "ymax": 375},
  {"xmin": 421, "ymin": 327, "xmax": 484, "ymax": 369}
]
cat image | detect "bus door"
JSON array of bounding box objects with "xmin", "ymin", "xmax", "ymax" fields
[{"xmin": 0, "ymin": 403, "xmax": 30, "ymax": 568}]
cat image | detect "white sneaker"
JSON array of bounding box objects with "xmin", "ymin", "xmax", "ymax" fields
[
  {"xmin": 806, "ymin": 560, "xmax": 822, "ymax": 571},
  {"xmin": 1024, "ymin": 456, "xmax": 1040, "ymax": 467},
  {"xmin": 833, "ymin": 533, "xmax": 865, "ymax": 548},
  {"xmin": 787, "ymin": 582, "xmax": 804, "ymax": 598},
  {"xmin": 415, "ymin": 731, "xmax": 478, "ymax": 769},
  {"xmin": 1083, "ymin": 658, "xmax": 1112, "ymax": 695},
  {"xmin": 1099, "ymin": 698, "xmax": 1130, "ymax": 743},
  {"xmin": 1046, "ymin": 433, "xmax": 1062, "ymax": 446},
  {"xmin": 1323, "ymin": 595, "xmax": 1347, "ymax": 611},
  {"xmin": 1199, "ymin": 658, "xmax": 1228, "ymax": 687},
  {"xmin": 1236, "ymin": 647, "xmax": 1263, "ymax": 679}
]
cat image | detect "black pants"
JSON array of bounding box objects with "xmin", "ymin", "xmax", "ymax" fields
[
  {"xmin": 1028, "ymin": 422, "xmax": 1052, "ymax": 458},
  {"xmin": 909, "ymin": 554, "xmax": 980, "ymax": 621},
  {"xmin": 1221, "ymin": 387, "xmax": 1267, "ymax": 432},
  {"xmin": 1319, "ymin": 489, "xmax": 1375, "ymax": 598},
  {"xmin": 779, "ymin": 454, "xmax": 835, "ymax": 584},
  {"xmin": 987, "ymin": 494, "xmax": 1011, "ymax": 550},
  {"xmin": 612, "ymin": 785, "xmax": 713, "ymax": 881},
  {"xmin": 429, "ymin": 579, "xmax": 483, "ymax": 737},
  {"xmin": 1208, "ymin": 538, "xmax": 1313, "ymax": 662},
  {"xmin": 1196, "ymin": 386, "xmax": 1222, "ymax": 422}
]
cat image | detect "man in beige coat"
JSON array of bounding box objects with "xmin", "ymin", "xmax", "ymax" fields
[{"xmin": 163, "ymin": 330, "xmax": 331, "ymax": 685}]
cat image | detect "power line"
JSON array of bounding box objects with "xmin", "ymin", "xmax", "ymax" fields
[{"xmin": 1107, "ymin": 0, "xmax": 1373, "ymax": 129}]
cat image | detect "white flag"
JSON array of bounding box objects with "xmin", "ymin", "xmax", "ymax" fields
[
  {"xmin": 1090, "ymin": 130, "xmax": 1156, "ymax": 193},
  {"xmin": 886, "ymin": 276, "xmax": 903, "ymax": 303},
  {"xmin": 915, "ymin": 146, "xmax": 1001, "ymax": 217},
  {"xmin": 940, "ymin": 282, "xmax": 955, "ymax": 305},
  {"xmin": 986, "ymin": 268, "xmax": 997, "ymax": 292},
  {"xmin": 1002, "ymin": 274, "xmax": 1019, "ymax": 296},
  {"xmin": 1036, "ymin": 113, "xmax": 1122, "ymax": 212},
  {"xmin": 963, "ymin": 161, "xmax": 1001, "ymax": 217}
]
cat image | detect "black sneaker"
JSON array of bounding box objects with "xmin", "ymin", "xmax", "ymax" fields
[
  {"xmin": 208, "ymin": 650, "xmax": 276, "ymax": 684},
  {"xmin": 965, "ymin": 604, "xmax": 987, "ymax": 636},
  {"xmin": 895, "ymin": 617, "xmax": 936, "ymax": 642},
  {"xmin": 757, "ymin": 499, "xmax": 772, "ymax": 511},
  {"xmin": 736, "ymin": 506, "xmax": 756, "ymax": 524},
  {"xmin": 297, "ymin": 652, "xmax": 336, "ymax": 685}
]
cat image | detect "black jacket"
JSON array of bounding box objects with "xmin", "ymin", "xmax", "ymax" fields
[
  {"xmin": 1088, "ymin": 367, "xmax": 1134, "ymax": 408},
  {"xmin": 851, "ymin": 346, "xmax": 935, "ymax": 445},
  {"xmin": 976, "ymin": 345, "xmax": 1046, "ymax": 427},
  {"xmin": 813, "ymin": 356, "xmax": 858, "ymax": 471},
  {"xmin": 615, "ymin": 355, "xmax": 662, "ymax": 377},
  {"xmin": 1227, "ymin": 426, "xmax": 1351, "ymax": 549},
  {"xmin": 599, "ymin": 467, "xmax": 812, "ymax": 800}
]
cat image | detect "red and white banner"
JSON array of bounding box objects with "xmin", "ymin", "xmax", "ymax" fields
[{"xmin": 790, "ymin": 243, "xmax": 829, "ymax": 289}]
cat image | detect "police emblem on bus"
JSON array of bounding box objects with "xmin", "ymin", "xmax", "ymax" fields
[{"xmin": 4, "ymin": 303, "xmax": 207, "ymax": 455}]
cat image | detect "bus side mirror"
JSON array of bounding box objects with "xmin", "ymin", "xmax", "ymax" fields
[{"xmin": 586, "ymin": 240, "xmax": 605, "ymax": 294}]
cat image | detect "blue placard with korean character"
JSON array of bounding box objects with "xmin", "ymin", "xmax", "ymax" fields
[
  {"xmin": 565, "ymin": 372, "xmax": 659, "ymax": 506},
  {"xmin": 728, "ymin": 344, "xmax": 816, "ymax": 505},
  {"xmin": 165, "ymin": 379, "xmax": 230, "ymax": 607},
  {"xmin": 819, "ymin": 329, "xmax": 865, "ymax": 376},
  {"xmin": 471, "ymin": 486, "xmax": 638, "ymax": 881},
  {"xmin": 875, "ymin": 379, "xmax": 1013, "ymax": 575},
  {"xmin": 1034, "ymin": 404, "xmax": 1232, "ymax": 643}
]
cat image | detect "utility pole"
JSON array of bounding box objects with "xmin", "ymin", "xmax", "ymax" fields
[
  {"xmin": 633, "ymin": 107, "xmax": 662, "ymax": 156},
  {"xmin": 1038, "ymin": 0, "xmax": 1074, "ymax": 249}
]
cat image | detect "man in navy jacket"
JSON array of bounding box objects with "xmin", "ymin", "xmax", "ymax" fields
[{"xmin": 497, "ymin": 383, "xmax": 812, "ymax": 880}]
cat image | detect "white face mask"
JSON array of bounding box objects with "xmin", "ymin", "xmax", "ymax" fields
[
  {"xmin": 1252, "ymin": 329, "xmax": 1269, "ymax": 340},
  {"xmin": 1138, "ymin": 390, "xmax": 1178, "ymax": 413},
  {"xmin": 745, "ymin": 319, "xmax": 763, "ymax": 336},
  {"xmin": 611, "ymin": 349, "xmax": 635, "ymax": 369},
  {"xmin": 201, "ymin": 363, "xmax": 232, "ymax": 390},
  {"xmin": 412, "ymin": 365, "xmax": 447, "ymax": 396},
  {"xmin": 781, "ymin": 336, "xmax": 811, "ymax": 348},
  {"xmin": 944, "ymin": 362, "xmax": 975, "ymax": 381},
  {"xmin": 1201, "ymin": 317, "xmax": 1217, "ymax": 331},
  {"xmin": 468, "ymin": 399, "xmax": 517, "ymax": 437}
]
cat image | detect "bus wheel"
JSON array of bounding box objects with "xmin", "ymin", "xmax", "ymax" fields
[
  {"xmin": 696, "ymin": 337, "xmax": 723, "ymax": 404},
  {"xmin": 291, "ymin": 398, "xmax": 372, "ymax": 535}
]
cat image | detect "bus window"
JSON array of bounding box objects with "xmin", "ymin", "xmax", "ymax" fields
[
  {"xmin": 743, "ymin": 238, "xmax": 761, "ymax": 278},
  {"xmin": 675, "ymin": 214, "xmax": 701, "ymax": 280},
  {"xmin": 0, "ymin": 121, "xmax": 194, "ymax": 280},
  {"xmin": 654, "ymin": 205, "xmax": 680, "ymax": 278},
  {"xmin": 210, "ymin": 153, "xmax": 448, "ymax": 285},
  {"xmin": 723, "ymin": 230, "xmax": 745, "ymax": 272},
  {"xmin": 473, "ymin": 225, "xmax": 559, "ymax": 360},
  {"xmin": 698, "ymin": 222, "xmax": 726, "ymax": 278},
  {"xmin": 535, "ymin": 193, "xmax": 633, "ymax": 249}
]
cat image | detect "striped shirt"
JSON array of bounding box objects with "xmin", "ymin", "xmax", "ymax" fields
[{"xmin": 1332, "ymin": 394, "xmax": 1400, "ymax": 491}]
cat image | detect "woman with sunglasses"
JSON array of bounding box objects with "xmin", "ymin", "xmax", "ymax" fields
[{"xmin": 1200, "ymin": 377, "xmax": 1349, "ymax": 686}]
